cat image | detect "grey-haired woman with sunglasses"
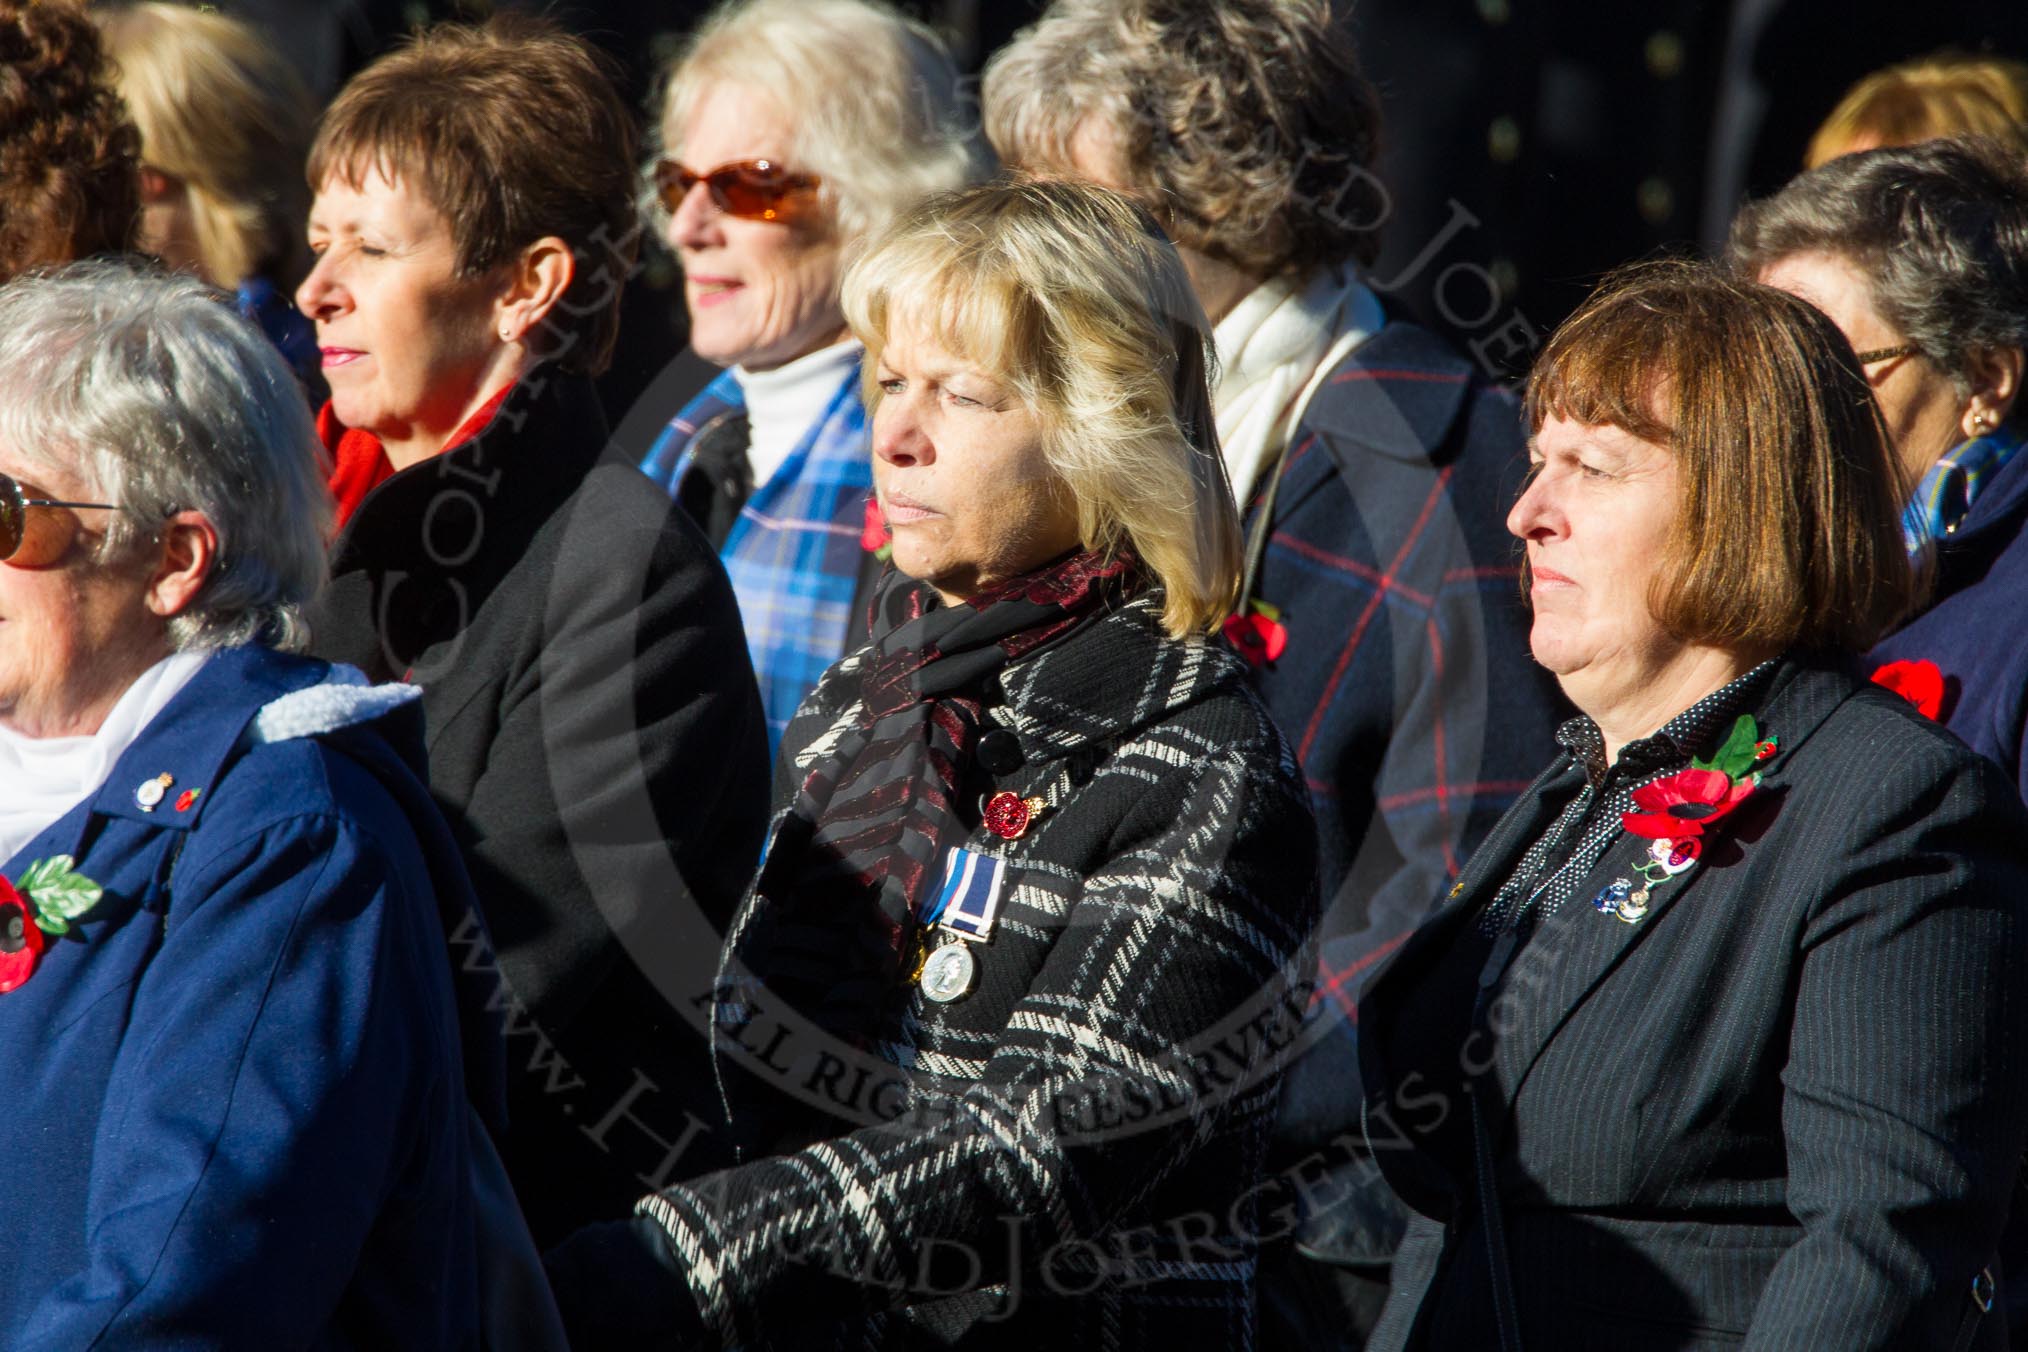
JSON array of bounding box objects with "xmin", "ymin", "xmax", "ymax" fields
[
  {"xmin": 638, "ymin": 0, "xmax": 986, "ymax": 752},
  {"xmin": 0, "ymin": 259, "xmax": 508, "ymax": 1345}
]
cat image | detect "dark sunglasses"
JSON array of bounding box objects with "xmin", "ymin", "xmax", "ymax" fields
[
  {"xmin": 652, "ymin": 158, "xmax": 821, "ymax": 221},
  {"xmin": 0, "ymin": 473, "xmax": 122, "ymax": 562}
]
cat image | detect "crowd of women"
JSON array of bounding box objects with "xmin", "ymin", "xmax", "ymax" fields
[{"xmin": 2, "ymin": 0, "xmax": 2026, "ymax": 1347}]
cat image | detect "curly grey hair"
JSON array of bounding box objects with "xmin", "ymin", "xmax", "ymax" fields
[
  {"xmin": 1727, "ymin": 135, "xmax": 2028, "ymax": 399},
  {"xmin": 983, "ymin": 0, "xmax": 1386, "ymax": 277},
  {"xmin": 655, "ymin": 0, "xmax": 987, "ymax": 247},
  {"xmin": 0, "ymin": 260, "xmax": 330, "ymax": 651}
]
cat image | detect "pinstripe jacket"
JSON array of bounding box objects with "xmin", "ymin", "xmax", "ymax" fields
[
  {"xmin": 1357, "ymin": 655, "xmax": 2028, "ymax": 1350},
  {"xmin": 629, "ymin": 593, "xmax": 1320, "ymax": 1349}
]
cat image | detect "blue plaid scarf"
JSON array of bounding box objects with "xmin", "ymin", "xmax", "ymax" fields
[
  {"xmin": 1904, "ymin": 420, "xmax": 2027, "ymax": 553},
  {"xmin": 642, "ymin": 363, "xmax": 874, "ymax": 753}
]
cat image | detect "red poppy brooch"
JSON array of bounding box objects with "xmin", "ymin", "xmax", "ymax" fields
[
  {"xmin": 1597, "ymin": 715, "xmax": 1775, "ymax": 925},
  {"xmin": 1870, "ymin": 658, "xmax": 1945, "ymax": 720},
  {"xmin": 0, "ymin": 856, "xmax": 103, "ymax": 993},
  {"xmin": 1223, "ymin": 598, "xmax": 1289, "ymax": 667},
  {"xmin": 861, "ymin": 498, "xmax": 893, "ymax": 561}
]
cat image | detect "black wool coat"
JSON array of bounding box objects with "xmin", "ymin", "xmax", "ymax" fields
[
  {"xmin": 1357, "ymin": 656, "xmax": 2028, "ymax": 1351},
  {"xmin": 563, "ymin": 593, "xmax": 1322, "ymax": 1350},
  {"xmin": 309, "ymin": 365, "xmax": 771, "ymax": 1244}
]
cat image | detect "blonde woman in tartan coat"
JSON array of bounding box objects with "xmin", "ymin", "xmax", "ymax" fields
[{"xmin": 547, "ymin": 179, "xmax": 1322, "ymax": 1349}]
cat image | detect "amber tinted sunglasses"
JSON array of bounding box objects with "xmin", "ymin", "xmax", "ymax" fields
[
  {"xmin": 653, "ymin": 158, "xmax": 821, "ymax": 221},
  {"xmin": 0, "ymin": 473, "xmax": 121, "ymax": 562}
]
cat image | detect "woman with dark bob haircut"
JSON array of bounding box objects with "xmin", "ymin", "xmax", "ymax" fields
[
  {"xmin": 1358, "ymin": 260, "xmax": 2028, "ymax": 1350},
  {"xmin": 297, "ymin": 17, "xmax": 769, "ymax": 1243},
  {"xmin": 1734, "ymin": 135, "xmax": 2028, "ymax": 799}
]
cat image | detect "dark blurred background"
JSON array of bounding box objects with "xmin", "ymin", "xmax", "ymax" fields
[{"xmin": 221, "ymin": 0, "xmax": 2028, "ymax": 414}]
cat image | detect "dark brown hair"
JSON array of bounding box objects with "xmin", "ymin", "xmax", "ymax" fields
[
  {"xmin": 1526, "ymin": 259, "xmax": 1917, "ymax": 654},
  {"xmin": 0, "ymin": 0, "xmax": 139, "ymax": 285},
  {"xmin": 307, "ymin": 16, "xmax": 637, "ymax": 376}
]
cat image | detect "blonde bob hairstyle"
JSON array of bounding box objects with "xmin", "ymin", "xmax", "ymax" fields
[
  {"xmin": 98, "ymin": 3, "xmax": 316, "ymax": 288},
  {"xmin": 841, "ymin": 177, "xmax": 1242, "ymax": 638},
  {"xmin": 656, "ymin": 0, "xmax": 986, "ymax": 246}
]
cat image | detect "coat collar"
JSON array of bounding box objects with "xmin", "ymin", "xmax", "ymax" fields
[
  {"xmin": 8, "ymin": 646, "xmax": 331, "ymax": 874},
  {"xmin": 990, "ymin": 594, "xmax": 1250, "ymax": 759},
  {"xmin": 1293, "ymin": 320, "xmax": 1477, "ymax": 466},
  {"xmin": 1938, "ymin": 433, "xmax": 2028, "ymax": 567},
  {"xmin": 1362, "ymin": 652, "xmax": 1867, "ymax": 1189},
  {"xmin": 327, "ymin": 364, "xmax": 609, "ymax": 573},
  {"xmin": 1263, "ymin": 319, "xmax": 1481, "ymax": 527}
]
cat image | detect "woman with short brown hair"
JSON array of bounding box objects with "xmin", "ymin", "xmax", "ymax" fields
[
  {"xmin": 1358, "ymin": 260, "xmax": 2028, "ymax": 1350},
  {"xmin": 298, "ymin": 16, "xmax": 770, "ymax": 1245}
]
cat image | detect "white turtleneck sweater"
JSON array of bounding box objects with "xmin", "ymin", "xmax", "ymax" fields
[{"xmin": 733, "ymin": 339, "xmax": 865, "ymax": 492}]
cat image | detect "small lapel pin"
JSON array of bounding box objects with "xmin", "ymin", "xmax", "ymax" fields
[
  {"xmin": 983, "ymin": 791, "xmax": 1047, "ymax": 841},
  {"xmin": 135, "ymin": 773, "xmax": 174, "ymax": 813},
  {"xmin": 175, "ymin": 788, "xmax": 202, "ymax": 814}
]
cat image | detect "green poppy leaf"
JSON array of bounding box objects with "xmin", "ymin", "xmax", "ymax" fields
[
  {"xmin": 34, "ymin": 910, "xmax": 68, "ymax": 937},
  {"xmin": 14, "ymin": 856, "xmax": 59, "ymax": 892},
  {"xmin": 28, "ymin": 866, "xmax": 103, "ymax": 922},
  {"xmin": 1252, "ymin": 598, "xmax": 1283, "ymax": 623},
  {"xmin": 1692, "ymin": 714, "xmax": 1760, "ymax": 779}
]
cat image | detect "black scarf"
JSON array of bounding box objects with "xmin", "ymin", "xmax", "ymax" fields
[{"xmin": 747, "ymin": 549, "xmax": 1141, "ymax": 1041}]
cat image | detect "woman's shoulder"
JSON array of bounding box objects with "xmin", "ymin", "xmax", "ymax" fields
[
  {"xmin": 177, "ymin": 661, "xmax": 433, "ymax": 867},
  {"xmin": 1033, "ymin": 594, "xmax": 1282, "ymax": 740},
  {"xmin": 1775, "ymin": 664, "xmax": 2027, "ymax": 833}
]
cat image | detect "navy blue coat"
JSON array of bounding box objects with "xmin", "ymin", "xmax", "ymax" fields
[
  {"xmin": 1870, "ymin": 442, "xmax": 2028, "ymax": 801},
  {"xmin": 0, "ymin": 644, "xmax": 497, "ymax": 1348},
  {"xmin": 1249, "ymin": 319, "xmax": 1566, "ymax": 1261}
]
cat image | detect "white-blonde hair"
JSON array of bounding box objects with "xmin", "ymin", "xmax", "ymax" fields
[
  {"xmin": 841, "ymin": 177, "xmax": 1242, "ymax": 637},
  {"xmin": 655, "ymin": 0, "xmax": 987, "ymax": 245},
  {"xmin": 97, "ymin": 2, "xmax": 316, "ymax": 288}
]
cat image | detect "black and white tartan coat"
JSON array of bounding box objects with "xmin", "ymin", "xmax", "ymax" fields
[{"xmin": 638, "ymin": 592, "xmax": 1321, "ymax": 1350}]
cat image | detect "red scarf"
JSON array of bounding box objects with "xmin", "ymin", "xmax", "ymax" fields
[{"xmin": 320, "ymin": 384, "xmax": 516, "ymax": 530}]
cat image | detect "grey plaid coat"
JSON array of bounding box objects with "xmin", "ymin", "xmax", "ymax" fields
[{"xmin": 639, "ymin": 593, "xmax": 1320, "ymax": 1349}]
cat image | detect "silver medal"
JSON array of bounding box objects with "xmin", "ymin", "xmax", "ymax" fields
[{"xmin": 919, "ymin": 942, "xmax": 977, "ymax": 1003}]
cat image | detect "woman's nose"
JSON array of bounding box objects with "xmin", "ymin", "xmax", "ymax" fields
[
  {"xmin": 873, "ymin": 397, "xmax": 930, "ymax": 467},
  {"xmin": 1507, "ymin": 470, "xmax": 1558, "ymax": 542},
  {"xmin": 668, "ymin": 179, "xmax": 722, "ymax": 253},
  {"xmin": 295, "ymin": 252, "xmax": 343, "ymax": 321}
]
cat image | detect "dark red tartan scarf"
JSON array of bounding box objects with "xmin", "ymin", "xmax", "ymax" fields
[{"xmin": 746, "ymin": 548, "xmax": 1140, "ymax": 1039}]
